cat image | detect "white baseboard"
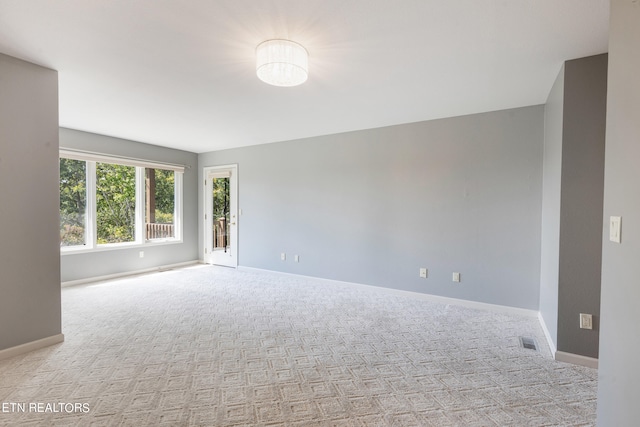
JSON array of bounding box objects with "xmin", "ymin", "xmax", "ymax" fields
[
  {"xmin": 61, "ymin": 260, "xmax": 199, "ymax": 287},
  {"xmin": 538, "ymin": 312, "xmax": 558, "ymax": 355},
  {"xmin": 555, "ymin": 351, "xmax": 599, "ymax": 369},
  {"xmin": 237, "ymin": 266, "xmax": 539, "ymax": 318},
  {"xmin": 0, "ymin": 334, "xmax": 65, "ymax": 361}
]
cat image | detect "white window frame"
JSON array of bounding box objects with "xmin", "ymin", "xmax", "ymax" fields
[{"xmin": 59, "ymin": 149, "xmax": 184, "ymax": 254}]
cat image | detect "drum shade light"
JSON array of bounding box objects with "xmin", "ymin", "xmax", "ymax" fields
[{"xmin": 256, "ymin": 39, "xmax": 308, "ymax": 87}]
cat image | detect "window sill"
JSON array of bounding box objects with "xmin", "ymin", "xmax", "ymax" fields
[{"xmin": 60, "ymin": 239, "xmax": 184, "ymax": 255}]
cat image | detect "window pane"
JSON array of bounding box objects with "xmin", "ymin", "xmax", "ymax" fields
[
  {"xmin": 96, "ymin": 163, "xmax": 136, "ymax": 244},
  {"xmin": 213, "ymin": 177, "xmax": 230, "ymax": 251},
  {"xmin": 145, "ymin": 168, "xmax": 175, "ymax": 239},
  {"xmin": 60, "ymin": 158, "xmax": 86, "ymax": 246}
]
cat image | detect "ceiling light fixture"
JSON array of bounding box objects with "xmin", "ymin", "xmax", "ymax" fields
[{"xmin": 256, "ymin": 39, "xmax": 308, "ymax": 87}]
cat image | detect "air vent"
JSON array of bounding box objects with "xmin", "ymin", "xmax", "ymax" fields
[{"xmin": 519, "ymin": 336, "xmax": 539, "ymax": 351}]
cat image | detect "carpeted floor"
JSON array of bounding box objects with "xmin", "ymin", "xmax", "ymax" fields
[{"xmin": 0, "ymin": 265, "xmax": 597, "ymax": 426}]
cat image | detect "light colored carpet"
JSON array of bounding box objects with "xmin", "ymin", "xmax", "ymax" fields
[{"xmin": 0, "ymin": 265, "xmax": 597, "ymax": 426}]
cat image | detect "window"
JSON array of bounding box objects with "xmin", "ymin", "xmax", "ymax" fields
[
  {"xmin": 145, "ymin": 168, "xmax": 175, "ymax": 240},
  {"xmin": 59, "ymin": 150, "xmax": 183, "ymax": 252},
  {"xmin": 96, "ymin": 162, "xmax": 136, "ymax": 244},
  {"xmin": 59, "ymin": 158, "xmax": 87, "ymax": 246}
]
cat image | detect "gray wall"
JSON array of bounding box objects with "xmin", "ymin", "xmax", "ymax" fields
[
  {"xmin": 538, "ymin": 55, "xmax": 607, "ymax": 359},
  {"xmin": 0, "ymin": 54, "xmax": 61, "ymax": 350},
  {"xmin": 539, "ymin": 64, "xmax": 564, "ymax": 348},
  {"xmin": 199, "ymin": 106, "xmax": 544, "ymax": 309},
  {"xmin": 59, "ymin": 128, "xmax": 199, "ymax": 283},
  {"xmin": 597, "ymin": 0, "xmax": 640, "ymax": 424},
  {"xmin": 557, "ymin": 54, "xmax": 607, "ymax": 359}
]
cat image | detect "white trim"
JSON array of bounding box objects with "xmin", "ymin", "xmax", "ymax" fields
[
  {"xmin": 60, "ymin": 238, "xmax": 184, "ymax": 255},
  {"xmin": 86, "ymin": 160, "xmax": 96, "ymax": 248},
  {"xmin": 207, "ymin": 170, "xmax": 232, "ymax": 179},
  {"xmin": 203, "ymin": 164, "xmax": 239, "ymax": 268},
  {"xmin": 555, "ymin": 351, "xmax": 599, "ymax": 369},
  {"xmin": 538, "ymin": 312, "xmax": 558, "ymax": 355},
  {"xmin": 237, "ymin": 266, "xmax": 539, "ymax": 318},
  {"xmin": 60, "ymin": 148, "xmax": 185, "ymax": 172},
  {"xmin": 135, "ymin": 166, "xmax": 145, "ymax": 243},
  {"xmin": 0, "ymin": 334, "xmax": 65, "ymax": 361},
  {"xmin": 61, "ymin": 260, "xmax": 199, "ymax": 287},
  {"xmin": 174, "ymin": 171, "xmax": 184, "ymax": 241}
]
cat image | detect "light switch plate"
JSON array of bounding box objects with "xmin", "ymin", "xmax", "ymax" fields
[
  {"xmin": 453, "ymin": 272, "xmax": 461, "ymax": 282},
  {"xmin": 419, "ymin": 268, "xmax": 428, "ymax": 278},
  {"xmin": 610, "ymin": 216, "xmax": 621, "ymax": 243}
]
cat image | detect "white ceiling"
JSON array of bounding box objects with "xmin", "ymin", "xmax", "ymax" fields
[{"xmin": 0, "ymin": 0, "xmax": 609, "ymax": 153}]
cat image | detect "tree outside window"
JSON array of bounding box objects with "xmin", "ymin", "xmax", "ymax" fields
[
  {"xmin": 96, "ymin": 163, "xmax": 136, "ymax": 244},
  {"xmin": 60, "ymin": 154, "xmax": 182, "ymax": 249},
  {"xmin": 145, "ymin": 168, "xmax": 175, "ymax": 239},
  {"xmin": 59, "ymin": 158, "xmax": 86, "ymax": 246}
]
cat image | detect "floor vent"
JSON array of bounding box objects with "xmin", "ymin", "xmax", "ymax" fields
[{"xmin": 519, "ymin": 336, "xmax": 539, "ymax": 351}]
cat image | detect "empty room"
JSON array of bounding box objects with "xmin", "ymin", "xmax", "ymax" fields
[{"xmin": 1, "ymin": 0, "xmax": 638, "ymax": 426}]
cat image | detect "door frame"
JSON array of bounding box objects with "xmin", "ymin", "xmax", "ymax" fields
[{"xmin": 203, "ymin": 164, "xmax": 238, "ymax": 267}]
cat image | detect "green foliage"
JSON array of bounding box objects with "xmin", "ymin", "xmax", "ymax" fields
[
  {"xmin": 96, "ymin": 163, "xmax": 136, "ymax": 244},
  {"xmin": 154, "ymin": 211, "xmax": 174, "ymax": 224},
  {"xmin": 153, "ymin": 169, "xmax": 174, "ymax": 217},
  {"xmin": 213, "ymin": 177, "xmax": 229, "ymax": 219},
  {"xmin": 212, "ymin": 177, "xmax": 230, "ymax": 249},
  {"xmin": 59, "ymin": 158, "xmax": 86, "ymax": 246},
  {"xmin": 59, "ymin": 160, "xmax": 177, "ymax": 245}
]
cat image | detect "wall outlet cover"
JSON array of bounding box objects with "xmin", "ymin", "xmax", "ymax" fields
[{"xmin": 580, "ymin": 313, "xmax": 593, "ymax": 330}]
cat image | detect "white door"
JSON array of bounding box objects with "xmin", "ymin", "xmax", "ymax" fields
[{"xmin": 204, "ymin": 165, "xmax": 238, "ymax": 267}]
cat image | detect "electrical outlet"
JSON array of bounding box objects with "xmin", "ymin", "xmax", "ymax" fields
[
  {"xmin": 139, "ymin": 251, "xmax": 144, "ymax": 258},
  {"xmin": 294, "ymin": 255, "xmax": 299, "ymax": 263},
  {"xmin": 280, "ymin": 253, "xmax": 286, "ymax": 261},
  {"xmin": 452, "ymin": 272, "xmax": 461, "ymax": 282},
  {"xmin": 419, "ymin": 268, "xmax": 428, "ymax": 278},
  {"xmin": 580, "ymin": 313, "xmax": 593, "ymax": 330}
]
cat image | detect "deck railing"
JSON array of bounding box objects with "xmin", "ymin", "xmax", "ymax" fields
[
  {"xmin": 214, "ymin": 218, "xmax": 229, "ymax": 250},
  {"xmin": 146, "ymin": 222, "xmax": 174, "ymax": 240}
]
